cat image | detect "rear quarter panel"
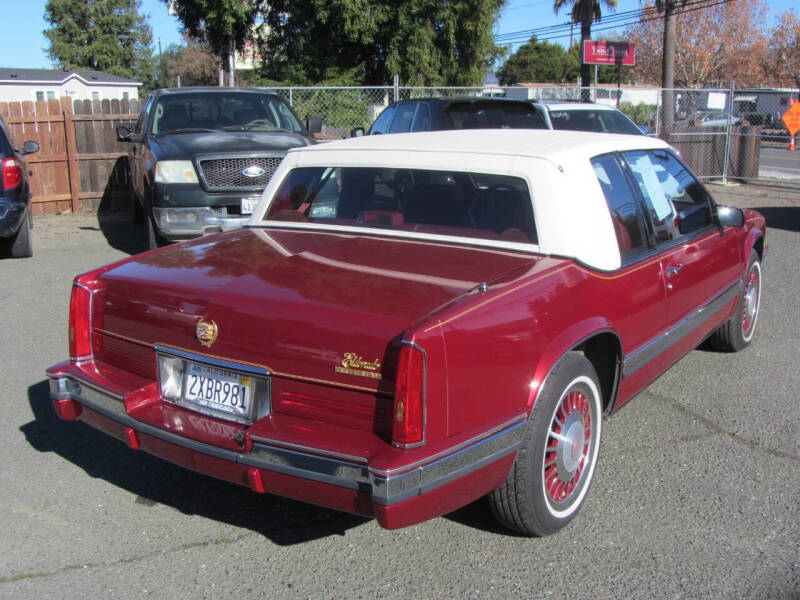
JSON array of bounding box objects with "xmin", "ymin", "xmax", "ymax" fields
[{"xmin": 428, "ymin": 253, "xmax": 666, "ymax": 437}]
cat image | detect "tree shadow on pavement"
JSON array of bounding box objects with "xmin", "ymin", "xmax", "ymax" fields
[
  {"xmin": 20, "ymin": 380, "xmax": 369, "ymax": 544},
  {"xmin": 94, "ymin": 157, "xmax": 148, "ymax": 255}
]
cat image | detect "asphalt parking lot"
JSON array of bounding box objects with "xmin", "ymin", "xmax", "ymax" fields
[{"xmin": 1, "ymin": 183, "xmax": 798, "ymax": 599}]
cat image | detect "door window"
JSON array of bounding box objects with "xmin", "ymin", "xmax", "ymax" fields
[
  {"xmin": 388, "ymin": 103, "xmax": 416, "ymax": 133},
  {"xmin": 623, "ymin": 150, "xmax": 712, "ymax": 244},
  {"xmin": 412, "ymin": 103, "xmax": 432, "ymax": 132},
  {"xmin": 135, "ymin": 95, "xmax": 155, "ymax": 135}
]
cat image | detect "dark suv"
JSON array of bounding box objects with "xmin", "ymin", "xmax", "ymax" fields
[
  {"xmin": 355, "ymin": 97, "xmax": 548, "ymax": 135},
  {"xmin": 0, "ymin": 116, "xmax": 38, "ymax": 258},
  {"xmin": 118, "ymin": 87, "xmax": 320, "ymax": 248},
  {"xmin": 357, "ymin": 97, "xmax": 645, "ymax": 137}
]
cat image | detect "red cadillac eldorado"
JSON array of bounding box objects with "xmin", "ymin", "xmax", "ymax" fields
[{"xmin": 47, "ymin": 130, "xmax": 765, "ymax": 536}]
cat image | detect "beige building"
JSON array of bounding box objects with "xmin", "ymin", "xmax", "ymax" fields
[{"xmin": 0, "ymin": 68, "xmax": 141, "ymax": 103}]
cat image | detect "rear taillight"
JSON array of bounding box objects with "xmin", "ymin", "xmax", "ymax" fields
[
  {"xmin": 68, "ymin": 271, "xmax": 104, "ymax": 360},
  {"xmin": 2, "ymin": 157, "xmax": 22, "ymax": 190},
  {"xmin": 392, "ymin": 342, "xmax": 426, "ymax": 447}
]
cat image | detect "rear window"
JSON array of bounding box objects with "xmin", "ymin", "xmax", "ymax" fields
[
  {"xmin": 549, "ymin": 109, "xmax": 641, "ymax": 135},
  {"xmin": 263, "ymin": 167, "xmax": 537, "ymax": 245},
  {"xmin": 446, "ymin": 102, "xmax": 547, "ymax": 130}
]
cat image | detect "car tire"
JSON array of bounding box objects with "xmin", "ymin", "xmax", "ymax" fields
[
  {"xmin": 7, "ymin": 206, "xmax": 33, "ymax": 258},
  {"xmin": 131, "ymin": 193, "xmax": 144, "ymax": 225},
  {"xmin": 489, "ymin": 353, "xmax": 602, "ymax": 536},
  {"xmin": 709, "ymin": 252, "xmax": 761, "ymax": 352}
]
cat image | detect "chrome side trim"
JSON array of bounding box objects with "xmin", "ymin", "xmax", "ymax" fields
[
  {"xmin": 47, "ymin": 373, "xmax": 524, "ymax": 506},
  {"xmin": 154, "ymin": 345, "xmax": 271, "ymax": 377},
  {"xmin": 247, "ymin": 436, "xmax": 369, "ymax": 465},
  {"xmin": 623, "ymin": 282, "xmax": 739, "ymax": 378},
  {"xmin": 370, "ymin": 419, "xmax": 526, "ymax": 505},
  {"xmin": 372, "ymin": 413, "xmax": 527, "ymax": 477}
]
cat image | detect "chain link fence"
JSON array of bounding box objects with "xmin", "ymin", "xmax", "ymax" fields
[{"xmin": 264, "ymin": 83, "xmax": 799, "ymax": 185}]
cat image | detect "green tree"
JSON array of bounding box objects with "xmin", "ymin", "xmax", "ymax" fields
[
  {"xmin": 259, "ymin": 0, "xmax": 505, "ymax": 86},
  {"xmin": 497, "ymin": 36, "xmax": 576, "ymax": 85},
  {"xmin": 497, "ymin": 38, "xmax": 624, "ymax": 86},
  {"xmin": 553, "ymin": 0, "xmax": 618, "ymax": 96},
  {"xmin": 44, "ymin": 0, "xmax": 154, "ymax": 82}
]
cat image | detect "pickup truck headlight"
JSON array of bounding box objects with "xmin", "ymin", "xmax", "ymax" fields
[{"xmin": 155, "ymin": 160, "xmax": 199, "ymax": 184}]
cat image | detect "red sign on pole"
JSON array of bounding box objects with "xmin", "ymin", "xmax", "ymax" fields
[{"xmin": 583, "ymin": 41, "xmax": 635, "ymax": 66}]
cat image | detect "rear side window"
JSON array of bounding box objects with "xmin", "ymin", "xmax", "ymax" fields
[
  {"xmin": 369, "ymin": 105, "xmax": 396, "ymax": 134},
  {"xmin": 592, "ymin": 154, "xmax": 648, "ymax": 260}
]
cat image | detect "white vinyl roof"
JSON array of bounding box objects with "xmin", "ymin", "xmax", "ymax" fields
[
  {"xmin": 253, "ymin": 130, "xmax": 675, "ymax": 271},
  {"xmin": 293, "ymin": 129, "xmax": 669, "ymax": 163}
]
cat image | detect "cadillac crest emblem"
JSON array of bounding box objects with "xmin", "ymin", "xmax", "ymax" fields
[{"xmin": 195, "ymin": 318, "xmax": 218, "ymax": 347}]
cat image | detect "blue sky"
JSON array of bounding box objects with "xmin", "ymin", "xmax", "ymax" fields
[{"xmin": 1, "ymin": 0, "xmax": 795, "ymax": 70}]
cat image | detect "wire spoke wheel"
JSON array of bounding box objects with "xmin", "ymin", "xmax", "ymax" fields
[
  {"xmin": 489, "ymin": 353, "xmax": 603, "ymax": 536},
  {"xmin": 709, "ymin": 252, "xmax": 762, "ymax": 352},
  {"xmin": 541, "ymin": 376, "xmax": 600, "ymax": 518},
  {"xmin": 741, "ymin": 261, "xmax": 761, "ymax": 342},
  {"xmin": 543, "ymin": 387, "xmax": 595, "ymax": 512}
]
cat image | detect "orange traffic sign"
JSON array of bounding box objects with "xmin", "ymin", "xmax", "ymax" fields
[{"xmin": 782, "ymin": 99, "xmax": 800, "ymax": 137}]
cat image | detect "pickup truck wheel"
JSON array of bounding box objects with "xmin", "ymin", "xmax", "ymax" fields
[
  {"xmin": 709, "ymin": 253, "xmax": 761, "ymax": 352},
  {"xmin": 144, "ymin": 194, "xmax": 167, "ymax": 250},
  {"xmin": 131, "ymin": 194, "xmax": 144, "ymax": 224},
  {"xmin": 6, "ymin": 206, "xmax": 33, "ymax": 258},
  {"xmin": 489, "ymin": 353, "xmax": 602, "ymax": 536}
]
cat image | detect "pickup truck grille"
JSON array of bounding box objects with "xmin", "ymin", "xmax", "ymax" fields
[{"xmin": 198, "ymin": 156, "xmax": 283, "ymax": 191}]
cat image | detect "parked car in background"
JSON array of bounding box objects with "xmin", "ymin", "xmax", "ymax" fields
[
  {"xmin": 48, "ymin": 130, "xmax": 765, "ymax": 536},
  {"xmin": 117, "ymin": 87, "xmax": 321, "ymax": 249},
  {"xmin": 0, "ymin": 116, "xmax": 38, "ymax": 258},
  {"xmin": 534, "ymin": 101, "xmax": 647, "ymax": 135},
  {"xmin": 354, "ymin": 97, "xmax": 548, "ymax": 135},
  {"xmin": 357, "ymin": 97, "xmax": 645, "ymax": 137},
  {"xmin": 680, "ymin": 111, "xmax": 740, "ymax": 128},
  {"xmin": 736, "ymin": 112, "xmax": 775, "ymax": 128}
]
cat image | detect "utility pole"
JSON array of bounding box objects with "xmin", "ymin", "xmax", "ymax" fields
[
  {"xmin": 158, "ymin": 38, "xmax": 163, "ymax": 84},
  {"xmin": 660, "ymin": 0, "xmax": 678, "ymax": 131},
  {"xmin": 228, "ymin": 40, "xmax": 235, "ymax": 87}
]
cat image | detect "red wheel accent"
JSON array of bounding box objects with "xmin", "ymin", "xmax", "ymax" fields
[
  {"xmin": 543, "ymin": 389, "xmax": 593, "ymax": 506},
  {"xmin": 741, "ymin": 266, "xmax": 759, "ymax": 336}
]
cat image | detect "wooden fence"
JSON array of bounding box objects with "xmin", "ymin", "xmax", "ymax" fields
[{"xmin": 0, "ymin": 98, "xmax": 140, "ymax": 215}]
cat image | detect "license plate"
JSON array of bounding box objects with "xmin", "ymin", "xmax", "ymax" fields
[
  {"xmin": 241, "ymin": 195, "xmax": 261, "ymax": 215},
  {"xmin": 183, "ymin": 362, "xmax": 253, "ymax": 420}
]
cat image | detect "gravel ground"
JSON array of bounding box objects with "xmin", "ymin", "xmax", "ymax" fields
[{"xmin": 0, "ymin": 182, "xmax": 798, "ymax": 599}]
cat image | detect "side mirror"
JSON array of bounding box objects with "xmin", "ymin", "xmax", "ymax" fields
[
  {"xmin": 305, "ymin": 115, "xmax": 322, "ymax": 135},
  {"xmin": 351, "ymin": 127, "xmax": 365, "ymax": 138},
  {"xmin": 639, "ymin": 125, "xmax": 649, "ymax": 135},
  {"xmin": 116, "ymin": 124, "xmax": 136, "ymax": 142},
  {"xmin": 22, "ymin": 141, "xmax": 39, "ymax": 155},
  {"xmin": 716, "ymin": 205, "xmax": 744, "ymax": 229}
]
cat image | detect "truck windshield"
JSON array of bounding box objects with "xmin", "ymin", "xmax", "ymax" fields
[
  {"xmin": 152, "ymin": 93, "xmax": 303, "ymax": 135},
  {"xmin": 263, "ymin": 166, "xmax": 538, "ymax": 245}
]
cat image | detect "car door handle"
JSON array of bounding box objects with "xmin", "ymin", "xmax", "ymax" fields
[{"xmin": 666, "ymin": 263, "xmax": 685, "ymax": 278}]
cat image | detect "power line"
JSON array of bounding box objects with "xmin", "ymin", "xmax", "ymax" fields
[{"xmin": 494, "ymin": 0, "xmax": 734, "ymax": 45}]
